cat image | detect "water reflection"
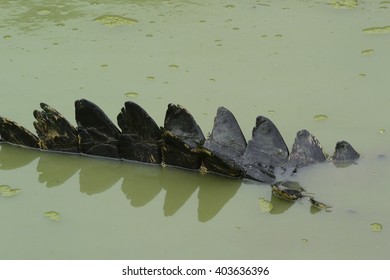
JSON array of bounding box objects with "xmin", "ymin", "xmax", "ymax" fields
[
  {"xmin": 160, "ymin": 168, "xmax": 199, "ymax": 216},
  {"xmin": 37, "ymin": 151, "xmax": 80, "ymax": 187},
  {"xmin": 79, "ymin": 159, "xmax": 123, "ymax": 195},
  {"xmin": 0, "ymin": 144, "xmax": 38, "ymax": 169},
  {"xmin": 0, "ymin": 142, "xmax": 335, "ymax": 220},
  {"xmin": 0, "ymin": 143, "xmax": 242, "ymax": 222},
  {"xmin": 197, "ymin": 176, "xmax": 240, "ymax": 222},
  {"xmin": 122, "ymin": 164, "xmax": 163, "ymax": 207},
  {"xmin": 269, "ymin": 195, "xmax": 294, "ymax": 215}
]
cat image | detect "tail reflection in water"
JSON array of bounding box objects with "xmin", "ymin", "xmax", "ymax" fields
[{"xmin": 0, "ymin": 143, "xmax": 242, "ymax": 222}]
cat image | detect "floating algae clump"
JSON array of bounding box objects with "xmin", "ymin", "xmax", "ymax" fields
[
  {"xmin": 362, "ymin": 26, "xmax": 390, "ymax": 34},
  {"xmin": 361, "ymin": 49, "xmax": 375, "ymax": 56},
  {"xmin": 313, "ymin": 114, "xmax": 328, "ymax": 121},
  {"xmin": 44, "ymin": 211, "xmax": 61, "ymax": 221},
  {"xmin": 0, "ymin": 185, "xmax": 21, "ymax": 197},
  {"xmin": 330, "ymin": 0, "xmax": 358, "ymax": 8},
  {"xmin": 124, "ymin": 91, "xmax": 139, "ymax": 98},
  {"xmin": 370, "ymin": 223, "xmax": 382, "ymax": 232},
  {"xmin": 94, "ymin": 15, "xmax": 138, "ymax": 27},
  {"xmin": 258, "ymin": 198, "xmax": 273, "ymax": 212}
]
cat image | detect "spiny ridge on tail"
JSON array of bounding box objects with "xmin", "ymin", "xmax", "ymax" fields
[
  {"xmin": 200, "ymin": 106, "xmax": 247, "ymax": 177},
  {"xmin": 0, "ymin": 98, "xmax": 360, "ymax": 185},
  {"xmin": 117, "ymin": 101, "xmax": 162, "ymax": 164}
]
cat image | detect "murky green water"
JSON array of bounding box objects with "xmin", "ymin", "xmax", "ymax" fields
[{"xmin": 1, "ymin": 0, "xmax": 389, "ymax": 259}]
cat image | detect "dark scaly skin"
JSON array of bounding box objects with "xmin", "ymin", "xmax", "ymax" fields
[
  {"xmin": 330, "ymin": 140, "xmax": 360, "ymax": 167},
  {"xmin": 241, "ymin": 116, "xmax": 289, "ymax": 183},
  {"xmin": 161, "ymin": 104, "xmax": 205, "ymax": 170},
  {"xmin": 75, "ymin": 99, "xmax": 121, "ymax": 158},
  {"xmin": 200, "ymin": 107, "xmax": 247, "ymax": 177},
  {"xmin": 75, "ymin": 99, "xmax": 120, "ymax": 138},
  {"xmin": 76, "ymin": 128, "xmax": 120, "ymax": 158},
  {"xmin": 0, "ymin": 99, "xmax": 361, "ymax": 206},
  {"xmin": 288, "ymin": 129, "xmax": 327, "ymax": 171},
  {"xmin": 33, "ymin": 103, "xmax": 79, "ymax": 153},
  {"xmin": 0, "ymin": 117, "xmax": 39, "ymax": 148},
  {"xmin": 117, "ymin": 101, "xmax": 162, "ymax": 164}
]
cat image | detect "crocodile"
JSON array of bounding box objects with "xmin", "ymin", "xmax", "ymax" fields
[{"xmin": 0, "ymin": 99, "xmax": 360, "ymax": 207}]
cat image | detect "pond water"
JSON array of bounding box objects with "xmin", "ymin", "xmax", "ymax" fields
[{"xmin": 0, "ymin": 0, "xmax": 389, "ymax": 259}]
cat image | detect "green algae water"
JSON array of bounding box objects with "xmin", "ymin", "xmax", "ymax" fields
[{"xmin": 1, "ymin": 0, "xmax": 390, "ymax": 259}]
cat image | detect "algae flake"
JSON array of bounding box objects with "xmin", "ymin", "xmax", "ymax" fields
[
  {"xmin": 330, "ymin": 0, "xmax": 358, "ymax": 9},
  {"xmin": 124, "ymin": 91, "xmax": 139, "ymax": 98},
  {"xmin": 370, "ymin": 223, "xmax": 382, "ymax": 232},
  {"xmin": 44, "ymin": 211, "xmax": 61, "ymax": 221},
  {"xmin": 361, "ymin": 49, "xmax": 374, "ymax": 56},
  {"xmin": 0, "ymin": 185, "xmax": 21, "ymax": 197},
  {"xmin": 258, "ymin": 198, "xmax": 273, "ymax": 212},
  {"xmin": 313, "ymin": 114, "xmax": 328, "ymax": 121},
  {"xmin": 94, "ymin": 15, "xmax": 138, "ymax": 27},
  {"xmin": 362, "ymin": 26, "xmax": 390, "ymax": 35}
]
